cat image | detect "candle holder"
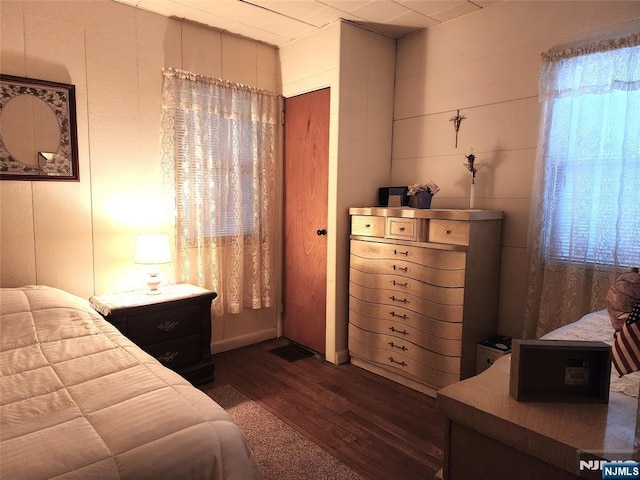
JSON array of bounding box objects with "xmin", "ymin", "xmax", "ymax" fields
[{"xmin": 465, "ymin": 150, "xmax": 477, "ymax": 209}]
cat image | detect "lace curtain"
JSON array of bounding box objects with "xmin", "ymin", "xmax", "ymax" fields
[
  {"xmin": 524, "ymin": 34, "xmax": 640, "ymax": 338},
  {"xmin": 161, "ymin": 68, "xmax": 278, "ymax": 315}
]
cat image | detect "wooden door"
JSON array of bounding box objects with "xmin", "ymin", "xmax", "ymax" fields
[{"xmin": 282, "ymin": 88, "xmax": 330, "ymax": 354}]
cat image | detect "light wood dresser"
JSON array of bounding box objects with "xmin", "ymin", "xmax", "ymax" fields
[{"xmin": 348, "ymin": 207, "xmax": 503, "ymax": 397}]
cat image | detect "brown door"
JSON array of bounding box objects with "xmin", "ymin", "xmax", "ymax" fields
[{"xmin": 282, "ymin": 88, "xmax": 330, "ymax": 354}]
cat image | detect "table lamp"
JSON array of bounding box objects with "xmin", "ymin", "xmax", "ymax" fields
[{"xmin": 134, "ymin": 233, "xmax": 172, "ymax": 294}]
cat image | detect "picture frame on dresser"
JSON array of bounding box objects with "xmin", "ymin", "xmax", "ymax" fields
[{"xmin": 90, "ymin": 284, "xmax": 217, "ymax": 385}]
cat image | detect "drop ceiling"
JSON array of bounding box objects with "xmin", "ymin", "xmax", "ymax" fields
[{"xmin": 115, "ymin": 0, "xmax": 497, "ymax": 47}]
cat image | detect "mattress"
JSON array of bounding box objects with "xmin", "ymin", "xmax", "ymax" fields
[
  {"xmin": 0, "ymin": 286, "xmax": 263, "ymax": 479},
  {"xmin": 541, "ymin": 309, "xmax": 640, "ymax": 397}
]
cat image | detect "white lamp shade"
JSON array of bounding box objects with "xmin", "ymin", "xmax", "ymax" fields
[{"xmin": 134, "ymin": 234, "xmax": 172, "ymax": 265}]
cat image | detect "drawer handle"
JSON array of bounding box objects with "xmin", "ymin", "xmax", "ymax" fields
[
  {"xmin": 389, "ymin": 296, "xmax": 409, "ymax": 304},
  {"xmin": 389, "ymin": 341, "xmax": 408, "ymax": 351},
  {"xmin": 393, "ymin": 249, "xmax": 409, "ymax": 256},
  {"xmin": 389, "ymin": 326, "xmax": 409, "ymax": 336},
  {"xmin": 444, "ymin": 229, "xmax": 452, "ymax": 235},
  {"xmin": 398, "ymin": 227, "xmax": 405, "ymax": 231},
  {"xmin": 157, "ymin": 351, "xmax": 179, "ymax": 363},
  {"xmin": 157, "ymin": 321, "xmax": 179, "ymax": 332},
  {"xmin": 391, "ymin": 280, "xmax": 408, "ymax": 288},
  {"xmin": 364, "ymin": 224, "xmax": 371, "ymax": 228},
  {"xmin": 392, "ymin": 265, "xmax": 409, "ymax": 272},
  {"xmin": 388, "ymin": 357, "xmax": 407, "ymax": 367},
  {"xmin": 389, "ymin": 312, "xmax": 409, "ymax": 321}
]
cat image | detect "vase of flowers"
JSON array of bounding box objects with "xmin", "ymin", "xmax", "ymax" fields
[{"xmin": 408, "ymin": 182, "xmax": 439, "ymax": 209}]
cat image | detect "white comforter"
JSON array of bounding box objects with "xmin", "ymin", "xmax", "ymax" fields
[{"xmin": 0, "ymin": 286, "xmax": 263, "ymax": 479}]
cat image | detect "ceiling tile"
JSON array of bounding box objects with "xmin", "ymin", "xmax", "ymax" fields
[
  {"xmin": 304, "ymin": 5, "xmax": 360, "ymax": 27},
  {"xmin": 248, "ymin": 0, "xmax": 328, "ymax": 20},
  {"xmin": 385, "ymin": 9, "xmax": 438, "ymax": 29},
  {"xmin": 115, "ymin": 0, "xmax": 500, "ymax": 47},
  {"xmin": 428, "ymin": 1, "xmax": 481, "ymax": 23},
  {"xmin": 349, "ymin": 1, "xmax": 412, "ymax": 23},
  {"xmin": 397, "ymin": 0, "xmax": 464, "ymax": 17}
]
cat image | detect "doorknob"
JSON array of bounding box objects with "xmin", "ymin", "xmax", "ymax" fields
[{"xmin": 317, "ymin": 229, "xmax": 327, "ymax": 236}]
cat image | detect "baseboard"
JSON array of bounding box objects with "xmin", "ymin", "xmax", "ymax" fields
[
  {"xmin": 212, "ymin": 328, "xmax": 277, "ymax": 354},
  {"xmin": 335, "ymin": 348, "xmax": 350, "ymax": 365}
]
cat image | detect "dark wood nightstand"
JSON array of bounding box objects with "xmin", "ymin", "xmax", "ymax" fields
[{"xmin": 90, "ymin": 284, "xmax": 217, "ymax": 385}]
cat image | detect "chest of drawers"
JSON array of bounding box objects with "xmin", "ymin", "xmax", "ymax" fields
[
  {"xmin": 90, "ymin": 284, "xmax": 217, "ymax": 385},
  {"xmin": 348, "ymin": 207, "xmax": 503, "ymax": 396}
]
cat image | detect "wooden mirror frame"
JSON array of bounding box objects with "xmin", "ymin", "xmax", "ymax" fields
[{"xmin": 0, "ymin": 74, "xmax": 79, "ymax": 181}]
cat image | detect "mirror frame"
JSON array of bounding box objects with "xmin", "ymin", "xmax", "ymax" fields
[{"xmin": 0, "ymin": 74, "xmax": 79, "ymax": 181}]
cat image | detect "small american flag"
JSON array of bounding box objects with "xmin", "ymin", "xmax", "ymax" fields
[{"xmin": 611, "ymin": 301, "xmax": 640, "ymax": 376}]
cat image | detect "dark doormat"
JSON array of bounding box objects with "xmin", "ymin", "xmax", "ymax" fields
[{"xmin": 268, "ymin": 343, "xmax": 315, "ymax": 362}]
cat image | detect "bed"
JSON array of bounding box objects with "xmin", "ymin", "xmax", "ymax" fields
[
  {"xmin": 0, "ymin": 285, "xmax": 263, "ymax": 480},
  {"xmin": 436, "ymin": 310, "xmax": 639, "ymax": 480}
]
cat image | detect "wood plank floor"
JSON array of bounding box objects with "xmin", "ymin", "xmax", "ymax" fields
[{"xmin": 207, "ymin": 338, "xmax": 446, "ymax": 480}]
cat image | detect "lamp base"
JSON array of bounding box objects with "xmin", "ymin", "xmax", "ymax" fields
[{"xmin": 146, "ymin": 273, "xmax": 162, "ymax": 294}]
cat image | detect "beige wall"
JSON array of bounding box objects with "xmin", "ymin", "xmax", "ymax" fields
[
  {"xmin": 0, "ymin": 0, "xmax": 279, "ymax": 352},
  {"xmin": 4, "ymin": 0, "xmax": 638, "ymax": 357},
  {"xmin": 279, "ymin": 22, "xmax": 395, "ymax": 363},
  {"xmin": 392, "ymin": 1, "xmax": 640, "ymax": 338}
]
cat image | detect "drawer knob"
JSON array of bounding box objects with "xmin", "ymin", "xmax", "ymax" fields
[
  {"xmin": 158, "ymin": 351, "xmax": 179, "ymax": 363},
  {"xmin": 364, "ymin": 224, "xmax": 371, "ymax": 228},
  {"xmin": 398, "ymin": 227, "xmax": 405, "ymax": 231},
  {"xmin": 389, "ymin": 325, "xmax": 409, "ymax": 336},
  {"xmin": 444, "ymin": 229, "xmax": 452, "ymax": 235},
  {"xmin": 389, "ymin": 341, "xmax": 408, "ymax": 352},
  {"xmin": 388, "ymin": 357, "xmax": 407, "ymax": 367},
  {"xmin": 317, "ymin": 229, "xmax": 327, "ymax": 236},
  {"xmin": 389, "ymin": 295, "xmax": 409, "ymax": 304},
  {"xmin": 157, "ymin": 321, "xmax": 179, "ymax": 332}
]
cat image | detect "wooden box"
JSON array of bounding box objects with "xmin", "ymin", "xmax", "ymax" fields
[{"xmin": 509, "ymin": 340, "xmax": 611, "ymax": 403}]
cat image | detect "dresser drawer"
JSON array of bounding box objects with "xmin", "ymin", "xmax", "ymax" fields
[
  {"xmin": 349, "ymin": 308, "xmax": 462, "ymax": 356},
  {"xmin": 350, "ymin": 282, "xmax": 464, "ymax": 323},
  {"xmin": 127, "ymin": 305, "xmax": 201, "ymax": 346},
  {"xmin": 386, "ymin": 217, "xmax": 426, "ymax": 241},
  {"xmin": 351, "ymin": 239, "xmax": 466, "ymax": 270},
  {"xmin": 349, "ymin": 336, "xmax": 460, "ymax": 389},
  {"xmin": 349, "ymin": 324, "xmax": 460, "ymax": 374},
  {"xmin": 428, "ymin": 220, "xmax": 470, "ymax": 246},
  {"xmin": 351, "ymin": 215, "xmax": 385, "ymax": 237},
  {"xmin": 144, "ymin": 335, "xmax": 202, "ymax": 369},
  {"xmin": 350, "ymin": 252, "xmax": 465, "ymax": 287},
  {"xmin": 349, "ymin": 296, "xmax": 463, "ymax": 341},
  {"xmin": 350, "ymin": 268, "xmax": 464, "ymax": 304}
]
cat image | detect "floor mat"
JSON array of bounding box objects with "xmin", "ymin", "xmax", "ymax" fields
[{"xmin": 268, "ymin": 343, "xmax": 315, "ymax": 362}]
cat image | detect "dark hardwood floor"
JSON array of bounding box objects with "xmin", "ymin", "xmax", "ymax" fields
[{"xmin": 207, "ymin": 338, "xmax": 445, "ymax": 480}]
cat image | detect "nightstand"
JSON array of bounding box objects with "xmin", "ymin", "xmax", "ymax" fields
[{"xmin": 90, "ymin": 284, "xmax": 217, "ymax": 385}]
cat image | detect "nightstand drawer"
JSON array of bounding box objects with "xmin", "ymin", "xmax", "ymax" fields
[
  {"xmin": 145, "ymin": 335, "xmax": 202, "ymax": 369},
  {"xmin": 128, "ymin": 305, "xmax": 201, "ymax": 346}
]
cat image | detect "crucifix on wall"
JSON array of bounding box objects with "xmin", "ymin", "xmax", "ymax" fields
[{"xmin": 449, "ymin": 110, "xmax": 466, "ymax": 148}]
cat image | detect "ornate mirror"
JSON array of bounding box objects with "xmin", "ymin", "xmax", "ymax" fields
[{"xmin": 0, "ymin": 74, "xmax": 79, "ymax": 181}]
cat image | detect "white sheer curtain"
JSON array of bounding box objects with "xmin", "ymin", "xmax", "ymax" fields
[
  {"xmin": 160, "ymin": 68, "xmax": 278, "ymax": 316},
  {"xmin": 524, "ymin": 34, "xmax": 640, "ymax": 338}
]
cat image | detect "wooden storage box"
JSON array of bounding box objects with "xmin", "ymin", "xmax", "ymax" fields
[{"xmin": 509, "ymin": 339, "xmax": 611, "ymax": 403}]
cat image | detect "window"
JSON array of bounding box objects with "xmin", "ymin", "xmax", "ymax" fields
[
  {"xmin": 540, "ymin": 42, "xmax": 640, "ymax": 267},
  {"xmin": 161, "ymin": 68, "xmax": 277, "ymax": 314}
]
